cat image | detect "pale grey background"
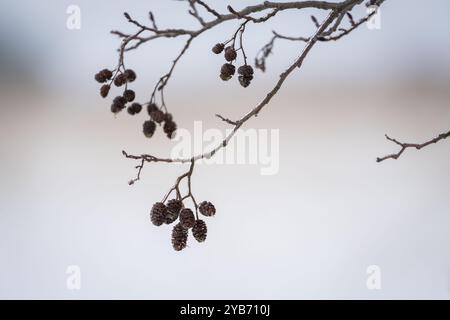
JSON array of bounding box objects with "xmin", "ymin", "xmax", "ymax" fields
[{"xmin": 0, "ymin": 0, "xmax": 449, "ymax": 299}]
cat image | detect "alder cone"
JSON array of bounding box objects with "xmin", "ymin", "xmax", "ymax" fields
[
  {"xmin": 165, "ymin": 199, "xmax": 183, "ymax": 224},
  {"xmin": 172, "ymin": 223, "xmax": 188, "ymax": 251},
  {"xmin": 212, "ymin": 43, "xmax": 225, "ymax": 54},
  {"xmin": 165, "ymin": 210, "xmax": 179, "ymax": 225},
  {"xmin": 100, "ymin": 85, "xmax": 110, "ymax": 98},
  {"xmin": 221, "ymin": 63, "xmax": 235, "ymax": 77},
  {"xmin": 192, "ymin": 220, "xmax": 207, "ymax": 243},
  {"xmin": 150, "ymin": 202, "xmax": 167, "ymax": 226},
  {"xmin": 220, "ymin": 73, "xmax": 232, "ymax": 81},
  {"xmin": 167, "ymin": 199, "xmax": 183, "ymax": 215},
  {"xmin": 111, "ymin": 104, "xmax": 121, "ymax": 114},
  {"xmin": 179, "ymin": 208, "xmax": 195, "ymax": 229},
  {"xmin": 128, "ymin": 103, "xmax": 142, "ymax": 115},
  {"xmin": 124, "ymin": 69, "xmax": 137, "ymax": 82},
  {"xmin": 238, "ymin": 75, "xmax": 253, "ymax": 88},
  {"xmin": 101, "ymin": 69, "xmax": 113, "ymax": 80},
  {"xmin": 147, "ymin": 103, "xmax": 158, "ymax": 115},
  {"xmin": 164, "ymin": 120, "xmax": 177, "ymax": 139},
  {"xmin": 127, "ymin": 105, "xmax": 135, "ymax": 115},
  {"xmin": 238, "ymin": 65, "xmax": 254, "ymax": 77},
  {"xmin": 95, "ymin": 73, "xmax": 106, "ymax": 83},
  {"xmin": 113, "ymin": 96, "xmax": 127, "ymax": 107},
  {"xmin": 143, "ymin": 120, "xmax": 156, "ymax": 138},
  {"xmin": 164, "ymin": 113, "xmax": 173, "ymax": 122},
  {"xmin": 224, "ymin": 46, "xmax": 237, "ymax": 61},
  {"xmin": 114, "ymin": 74, "xmax": 127, "ymax": 87},
  {"xmin": 123, "ymin": 89, "xmax": 135, "ymax": 102},
  {"xmin": 150, "ymin": 110, "xmax": 165, "ymax": 124},
  {"xmin": 199, "ymin": 201, "xmax": 216, "ymax": 217}
]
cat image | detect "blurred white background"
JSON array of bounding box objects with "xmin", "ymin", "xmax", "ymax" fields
[{"xmin": 0, "ymin": 0, "xmax": 449, "ymax": 299}]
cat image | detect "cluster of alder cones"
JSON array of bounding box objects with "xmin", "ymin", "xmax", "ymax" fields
[
  {"xmin": 151, "ymin": 200, "xmax": 216, "ymax": 251},
  {"xmin": 94, "ymin": 68, "xmax": 177, "ymax": 139},
  {"xmin": 212, "ymin": 43, "xmax": 255, "ymax": 87}
]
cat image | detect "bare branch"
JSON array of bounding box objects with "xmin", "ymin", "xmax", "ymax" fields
[
  {"xmin": 124, "ymin": 9, "xmax": 341, "ymax": 166},
  {"xmin": 96, "ymin": 0, "xmax": 396, "ymax": 251},
  {"xmin": 255, "ymin": 2, "xmax": 377, "ymax": 72},
  {"xmin": 377, "ymin": 131, "xmax": 450, "ymax": 163}
]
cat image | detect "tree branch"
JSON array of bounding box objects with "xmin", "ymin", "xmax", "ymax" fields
[
  {"xmin": 377, "ymin": 131, "xmax": 450, "ymax": 163},
  {"xmin": 124, "ymin": 8, "xmax": 343, "ymax": 166},
  {"xmin": 96, "ymin": 0, "xmax": 395, "ymax": 251}
]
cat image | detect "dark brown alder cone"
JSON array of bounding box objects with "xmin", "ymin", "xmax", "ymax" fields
[
  {"xmin": 150, "ymin": 202, "xmax": 167, "ymax": 226},
  {"xmin": 221, "ymin": 63, "xmax": 235, "ymax": 77},
  {"xmin": 220, "ymin": 73, "xmax": 232, "ymax": 81},
  {"xmin": 124, "ymin": 69, "xmax": 137, "ymax": 82},
  {"xmin": 165, "ymin": 210, "xmax": 178, "ymax": 225},
  {"xmin": 163, "ymin": 120, "xmax": 177, "ymax": 139},
  {"xmin": 143, "ymin": 120, "xmax": 156, "ymax": 138},
  {"xmin": 102, "ymin": 69, "xmax": 113, "ymax": 79},
  {"xmin": 131, "ymin": 102, "xmax": 142, "ymax": 114},
  {"xmin": 111, "ymin": 104, "xmax": 121, "ymax": 114},
  {"xmin": 113, "ymin": 96, "xmax": 127, "ymax": 107},
  {"xmin": 150, "ymin": 110, "xmax": 165, "ymax": 124},
  {"xmin": 238, "ymin": 75, "xmax": 253, "ymax": 88},
  {"xmin": 147, "ymin": 103, "xmax": 158, "ymax": 115},
  {"xmin": 167, "ymin": 199, "xmax": 183, "ymax": 214},
  {"xmin": 238, "ymin": 65, "xmax": 254, "ymax": 77},
  {"xmin": 224, "ymin": 46, "xmax": 237, "ymax": 62},
  {"xmin": 164, "ymin": 113, "xmax": 173, "ymax": 122},
  {"xmin": 123, "ymin": 89, "xmax": 135, "ymax": 102},
  {"xmin": 127, "ymin": 103, "xmax": 142, "ymax": 115},
  {"xmin": 199, "ymin": 201, "xmax": 216, "ymax": 217},
  {"xmin": 95, "ymin": 69, "xmax": 112, "ymax": 83},
  {"xmin": 114, "ymin": 73, "xmax": 127, "ymax": 87},
  {"xmin": 179, "ymin": 208, "xmax": 195, "ymax": 229},
  {"xmin": 111, "ymin": 96, "xmax": 127, "ymax": 114},
  {"xmin": 165, "ymin": 199, "xmax": 183, "ymax": 224},
  {"xmin": 100, "ymin": 84, "xmax": 110, "ymax": 98},
  {"xmin": 95, "ymin": 73, "xmax": 106, "ymax": 83},
  {"xmin": 172, "ymin": 223, "xmax": 188, "ymax": 251},
  {"xmin": 212, "ymin": 43, "xmax": 225, "ymax": 54},
  {"xmin": 192, "ymin": 220, "xmax": 207, "ymax": 243},
  {"xmin": 101, "ymin": 69, "xmax": 113, "ymax": 80}
]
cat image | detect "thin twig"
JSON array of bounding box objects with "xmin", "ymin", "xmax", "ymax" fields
[{"xmin": 377, "ymin": 131, "xmax": 450, "ymax": 162}]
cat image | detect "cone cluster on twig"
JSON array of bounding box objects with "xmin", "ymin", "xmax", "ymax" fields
[
  {"xmin": 142, "ymin": 103, "xmax": 177, "ymax": 139},
  {"xmin": 95, "ymin": 68, "xmax": 141, "ymax": 115},
  {"xmin": 149, "ymin": 199, "xmax": 216, "ymax": 251},
  {"xmin": 212, "ymin": 43, "xmax": 255, "ymax": 88},
  {"xmin": 95, "ymin": 68, "xmax": 178, "ymax": 139}
]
